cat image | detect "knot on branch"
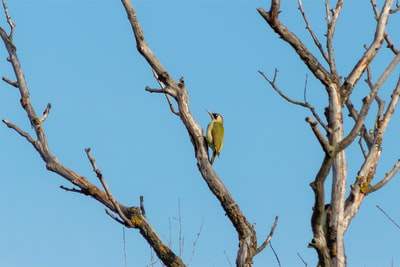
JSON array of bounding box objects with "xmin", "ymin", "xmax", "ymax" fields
[
  {"xmin": 20, "ymin": 97, "xmax": 28, "ymax": 108},
  {"xmin": 158, "ymin": 71, "xmax": 169, "ymax": 84},
  {"xmin": 178, "ymin": 76, "xmax": 185, "ymax": 88}
]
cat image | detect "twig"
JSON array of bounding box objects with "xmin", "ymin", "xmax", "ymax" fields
[
  {"xmin": 365, "ymin": 65, "xmax": 386, "ymax": 135},
  {"xmin": 85, "ymin": 148, "xmax": 132, "ymax": 225},
  {"xmin": 345, "ymin": 98, "xmax": 374, "ymax": 149},
  {"xmin": 140, "ymin": 195, "xmax": 146, "ymax": 218},
  {"xmin": 123, "ymin": 227, "xmax": 128, "ymax": 267},
  {"xmin": 297, "ymin": 252, "xmax": 308, "ymax": 266},
  {"xmin": 59, "ymin": 185, "xmax": 85, "ymax": 194},
  {"xmin": 305, "ymin": 117, "xmax": 332, "ymax": 154},
  {"xmin": 259, "ymin": 69, "xmax": 329, "ymax": 132},
  {"xmin": 255, "ymin": 216, "xmax": 279, "ymax": 254},
  {"xmin": 257, "ymin": 3, "xmax": 331, "ymax": 87},
  {"xmin": 259, "ymin": 69, "xmax": 303, "ymax": 105},
  {"xmin": 341, "ymin": 0, "xmax": 393, "ymax": 103},
  {"xmin": 269, "ymin": 241, "xmax": 282, "ymax": 267},
  {"xmin": 105, "ymin": 209, "xmax": 126, "ymax": 226},
  {"xmin": 370, "ymin": 0, "xmax": 400, "ymax": 55},
  {"xmin": 168, "ymin": 217, "xmax": 173, "ymax": 249},
  {"xmin": 151, "ymin": 68, "xmax": 179, "ymax": 116},
  {"xmin": 338, "ymin": 53, "xmax": 400, "ymax": 152},
  {"xmin": 2, "ymin": 0, "xmax": 15, "ymax": 39},
  {"xmin": 223, "ymin": 251, "xmax": 233, "ymax": 267},
  {"xmin": 303, "ymin": 73, "xmax": 308, "ymax": 104},
  {"xmin": 178, "ymin": 198, "xmax": 184, "ymax": 257},
  {"xmin": 148, "ymin": 246, "xmax": 157, "ymax": 267},
  {"xmin": 325, "ymin": 0, "xmax": 342, "ymax": 76},
  {"xmin": 2, "ymin": 119, "xmax": 36, "ymax": 144},
  {"xmin": 145, "ymin": 86, "xmax": 164, "ymax": 93},
  {"xmin": 357, "ymin": 132, "xmax": 368, "ymax": 159},
  {"xmin": 369, "ymin": 159, "xmax": 400, "ymax": 193},
  {"xmin": 2, "ymin": 76, "xmax": 17, "ymax": 87},
  {"xmin": 164, "ymin": 94, "xmax": 179, "ymax": 115},
  {"xmin": 36, "ymin": 103, "xmax": 51, "ymax": 124},
  {"xmin": 187, "ymin": 218, "xmax": 204, "ymax": 266},
  {"xmin": 297, "ymin": 0, "xmax": 329, "ymax": 62},
  {"xmin": 376, "ymin": 205, "xmax": 400, "ymax": 229}
]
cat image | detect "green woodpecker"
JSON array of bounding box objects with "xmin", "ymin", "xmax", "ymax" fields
[{"xmin": 206, "ymin": 110, "xmax": 224, "ymax": 165}]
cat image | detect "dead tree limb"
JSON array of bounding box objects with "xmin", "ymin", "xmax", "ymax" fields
[{"xmin": 120, "ymin": 0, "xmax": 278, "ymax": 266}]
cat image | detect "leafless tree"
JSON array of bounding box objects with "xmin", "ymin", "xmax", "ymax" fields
[
  {"xmin": 0, "ymin": 0, "xmax": 277, "ymax": 266},
  {"xmin": 0, "ymin": 0, "xmax": 399, "ymax": 267},
  {"xmin": 258, "ymin": 0, "xmax": 399, "ymax": 266}
]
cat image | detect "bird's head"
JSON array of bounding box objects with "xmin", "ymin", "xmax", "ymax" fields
[{"xmin": 206, "ymin": 109, "xmax": 223, "ymax": 123}]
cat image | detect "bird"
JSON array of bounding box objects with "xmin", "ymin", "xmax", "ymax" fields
[{"xmin": 205, "ymin": 109, "xmax": 224, "ymax": 165}]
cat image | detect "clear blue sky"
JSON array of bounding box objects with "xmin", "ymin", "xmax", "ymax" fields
[{"xmin": 1, "ymin": 1, "xmax": 399, "ymax": 266}]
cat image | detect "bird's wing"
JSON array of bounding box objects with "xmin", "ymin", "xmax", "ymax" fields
[{"xmin": 211, "ymin": 122, "xmax": 224, "ymax": 154}]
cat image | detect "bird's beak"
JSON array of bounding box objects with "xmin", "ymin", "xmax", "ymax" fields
[{"xmin": 206, "ymin": 109, "xmax": 213, "ymax": 119}]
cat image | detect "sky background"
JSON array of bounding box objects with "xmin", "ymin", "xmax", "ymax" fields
[{"xmin": 0, "ymin": 0, "xmax": 399, "ymax": 266}]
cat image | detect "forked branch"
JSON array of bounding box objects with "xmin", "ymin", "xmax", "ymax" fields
[
  {"xmin": 258, "ymin": 69, "xmax": 329, "ymax": 132},
  {"xmin": 341, "ymin": 0, "xmax": 394, "ymax": 104},
  {"xmin": 257, "ymin": 1, "xmax": 332, "ymax": 87}
]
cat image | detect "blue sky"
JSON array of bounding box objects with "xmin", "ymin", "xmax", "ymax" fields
[{"xmin": 0, "ymin": 1, "xmax": 399, "ymax": 266}]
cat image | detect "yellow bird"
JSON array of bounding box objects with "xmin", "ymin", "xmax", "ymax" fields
[{"xmin": 206, "ymin": 110, "xmax": 224, "ymax": 165}]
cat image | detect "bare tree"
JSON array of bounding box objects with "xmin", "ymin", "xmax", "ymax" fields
[
  {"xmin": 1, "ymin": 0, "xmax": 399, "ymax": 267},
  {"xmin": 0, "ymin": 0, "xmax": 277, "ymax": 266},
  {"xmin": 258, "ymin": 0, "xmax": 400, "ymax": 266}
]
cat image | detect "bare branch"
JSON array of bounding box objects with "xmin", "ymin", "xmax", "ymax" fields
[
  {"xmin": 257, "ymin": 2, "xmax": 331, "ymax": 87},
  {"xmin": 38, "ymin": 103, "xmax": 51, "ymax": 124},
  {"xmin": 255, "ymin": 216, "xmax": 279, "ymax": 255},
  {"xmin": 59, "ymin": 185, "xmax": 85, "ymax": 194},
  {"xmin": 309, "ymin": 155, "xmax": 334, "ymax": 264},
  {"xmin": 341, "ymin": 0, "xmax": 394, "ymax": 103},
  {"xmin": 105, "ymin": 209, "xmax": 127, "ymax": 226},
  {"xmin": 345, "ymin": 99, "xmax": 374, "ymax": 149},
  {"xmin": 338, "ymin": 52, "xmax": 400, "ymax": 152},
  {"xmin": 341, "ymin": 78, "xmax": 399, "ymax": 228},
  {"xmin": 2, "ymin": 118, "xmax": 36, "ymax": 144},
  {"xmin": 259, "ymin": 69, "xmax": 303, "ymax": 106},
  {"xmin": 123, "ymin": 227, "xmax": 128, "ymax": 267},
  {"xmin": 297, "ymin": 0, "xmax": 328, "ymax": 62},
  {"xmin": 164, "ymin": 94, "xmax": 180, "ymax": 115},
  {"xmin": 150, "ymin": 68, "xmax": 180, "ymax": 116},
  {"xmin": 85, "ymin": 148, "xmax": 133, "ymax": 226},
  {"xmin": 325, "ymin": 0, "xmax": 343, "ymax": 76},
  {"xmin": 120, "ymin": 0, "xmax": 177, "ymax": 99},
  {"xmin": 269, "ymin": 242, "xmax": 282, "ymax": 267},
  {"xmin": 1, "ymin": 0, "xmax": 14, "ymax": 39},
  {"xmin": 357, "ymin": 132, "xmax": 368, "ymax": 159},
  {"xmin": 370, "ymin": 0, "xmax": 400, "ymax": 55},
  {"xmin": 145, "ymin": 86, "xmax": 164, "ymax": 93},
  {"xmin": 187, "ymin": 218, "xmax": 204, "ymax": 266},
  {"xmin": 0, "ymin": 4, "xmax": 187, "ymax": 265},
  {"xmin": 369, "ymin": 159, "xmax": 400, "ymax": 193},
  {"xmin": 140, "ymin": 195, "xmax": 146, "ymax": 218},
  {"xmin": 366, "ymin": 65, "xmax": 386, "ymax": 134},
  {"xmin": 376, "ymin": 205, "xmax": 400, "ymax": 229},
  {"xmin": 2, "ymin": 76, "xmax": 17, "ymax": 87},
  {"xmin": 223, "ymin": 251, "xmax": 233, "ymax": 267},
  {"xmin": 377, "ymin": 76, "xmax": 400, "ymax": 134},
  {"xmin": 297, "ymin": 252, "xmax": 308, "ymax": 267},
  {"xmin": 259, "ymin": 69, "xmax": 329, "ymax": 131},
  {"xmin": 305, "ymin": 117, "xmax": 332, "ymax": 154}
]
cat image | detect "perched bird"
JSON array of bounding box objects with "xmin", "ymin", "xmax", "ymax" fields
[{"xmin": 206, "ymin": 110, "xmax": 224, "ymax": 165}]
